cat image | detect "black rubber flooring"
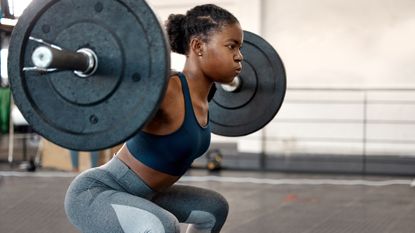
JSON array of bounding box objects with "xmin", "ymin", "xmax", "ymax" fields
[{"xmin": 1, "ymin": 168, "xmax": 414, "ymax": 233}]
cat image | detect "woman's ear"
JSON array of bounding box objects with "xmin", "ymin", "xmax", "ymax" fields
[{"xmin": 189, "ymin": 37, "xmax": 204, "ymax": 56}]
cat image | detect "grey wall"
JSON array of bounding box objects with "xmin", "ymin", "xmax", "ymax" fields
[
  {"xmin": 257, "ymin": 0, "xmax": 415, "ymax": 157},
  {"xmin": 263, "ymin": 0, "xmax": 415, "ymax": 88}
]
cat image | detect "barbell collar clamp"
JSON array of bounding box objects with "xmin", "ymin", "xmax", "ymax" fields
[
  {"xmin": 221, "ymin": 76, "xmax": 241, "ymax": 92},
  {"xmin": 74, "ymin": 48, "xmax": 98, "ymax": 78}
]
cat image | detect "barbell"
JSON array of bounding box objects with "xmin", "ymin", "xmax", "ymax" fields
[{"xmin": 8, "ymin": 0, "xmax": 286, "ymax": 151}]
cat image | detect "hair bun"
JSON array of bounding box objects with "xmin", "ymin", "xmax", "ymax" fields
[{"xmin": 165, "ymin": 14, "xmax": 187, "ymax": 55}]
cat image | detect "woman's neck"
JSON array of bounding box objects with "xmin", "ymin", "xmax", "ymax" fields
[{"xmin": 182, "ymin": 60, "xmax": 213, "ymax": 102}]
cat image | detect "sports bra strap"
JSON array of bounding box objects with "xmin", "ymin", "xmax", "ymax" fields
[{"xmin": 177, "ymin": 72, "xmax": 194, "ymax": 119}]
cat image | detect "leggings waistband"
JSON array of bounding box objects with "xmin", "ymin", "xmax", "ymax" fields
[{"xmin": 100, "ymin": 155, "xmax": 156, "ymax": 199}]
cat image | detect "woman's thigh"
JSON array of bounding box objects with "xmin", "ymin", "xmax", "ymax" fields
[{"xmin": 65, "ymin": 171, "xmax": 180, "ymax": 233}]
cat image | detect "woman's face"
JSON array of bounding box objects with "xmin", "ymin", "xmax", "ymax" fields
[{"xmin": 199, "ymin": 23, "xmax": 244, "ymax": 83}]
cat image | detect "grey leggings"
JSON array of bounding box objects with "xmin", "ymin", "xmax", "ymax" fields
[{"xmin": 64, "ymin": 156, "xmax": 228, "ymax": 233}]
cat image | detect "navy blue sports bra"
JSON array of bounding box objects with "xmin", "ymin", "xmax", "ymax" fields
[{"xmin": 126, "ymin": 72, "xmax": 211, "ymax": 176}]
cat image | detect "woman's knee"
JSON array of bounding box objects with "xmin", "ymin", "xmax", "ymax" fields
[
  {"xmin": 185, "ymin": 210, "xmax": 217, "ymax": 232},
  {"xmin": 187, "ymin": 189, "xmax": 229, "ymax": 232},
  {"xmin": 205, "ymin": 189, "xmax": 229, "ymax": 218}
]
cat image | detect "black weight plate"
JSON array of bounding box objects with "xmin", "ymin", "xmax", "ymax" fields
[
  {"xmin": 209, "ymin": 31, "xmax": 286, "ymax": 136},
  {"xmin": 8, "ymin": 0, "xmax": 170, "ymax": 150}
]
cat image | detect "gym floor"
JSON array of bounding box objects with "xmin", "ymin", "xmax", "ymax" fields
[{"xmin": 1, "ymin": 166, "xmax": 414, "ymax": 233}]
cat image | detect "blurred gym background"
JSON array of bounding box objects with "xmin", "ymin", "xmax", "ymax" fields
[{"xmin": 1, "ymin": 0, "xmax": 415, "ymax": 174}]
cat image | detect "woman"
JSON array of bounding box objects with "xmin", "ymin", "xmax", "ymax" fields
[{"xmin": 65, "ymin": 4, "xmax": 243, "ymax": 233}]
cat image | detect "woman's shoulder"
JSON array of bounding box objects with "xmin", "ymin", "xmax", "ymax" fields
[
  {"xmin": 167, "ymin": 70, "xmax": 182, "ymax": 94},
  {"xmin": 142, "ymin": 70, "xmax": 184, "ymax": 133},
  {"xmin": 158, "ymin": 70, "xmax": 183, "ymax": 111}
]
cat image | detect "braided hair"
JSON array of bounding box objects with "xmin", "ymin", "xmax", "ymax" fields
[{"xmin": 165, "ymin": 4, "xmax": 239, "ymax": 55}]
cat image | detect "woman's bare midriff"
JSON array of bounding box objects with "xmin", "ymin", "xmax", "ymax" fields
[{"xmin": 116, "ymin": 144, "xmax": 180, "ymax": 192}]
